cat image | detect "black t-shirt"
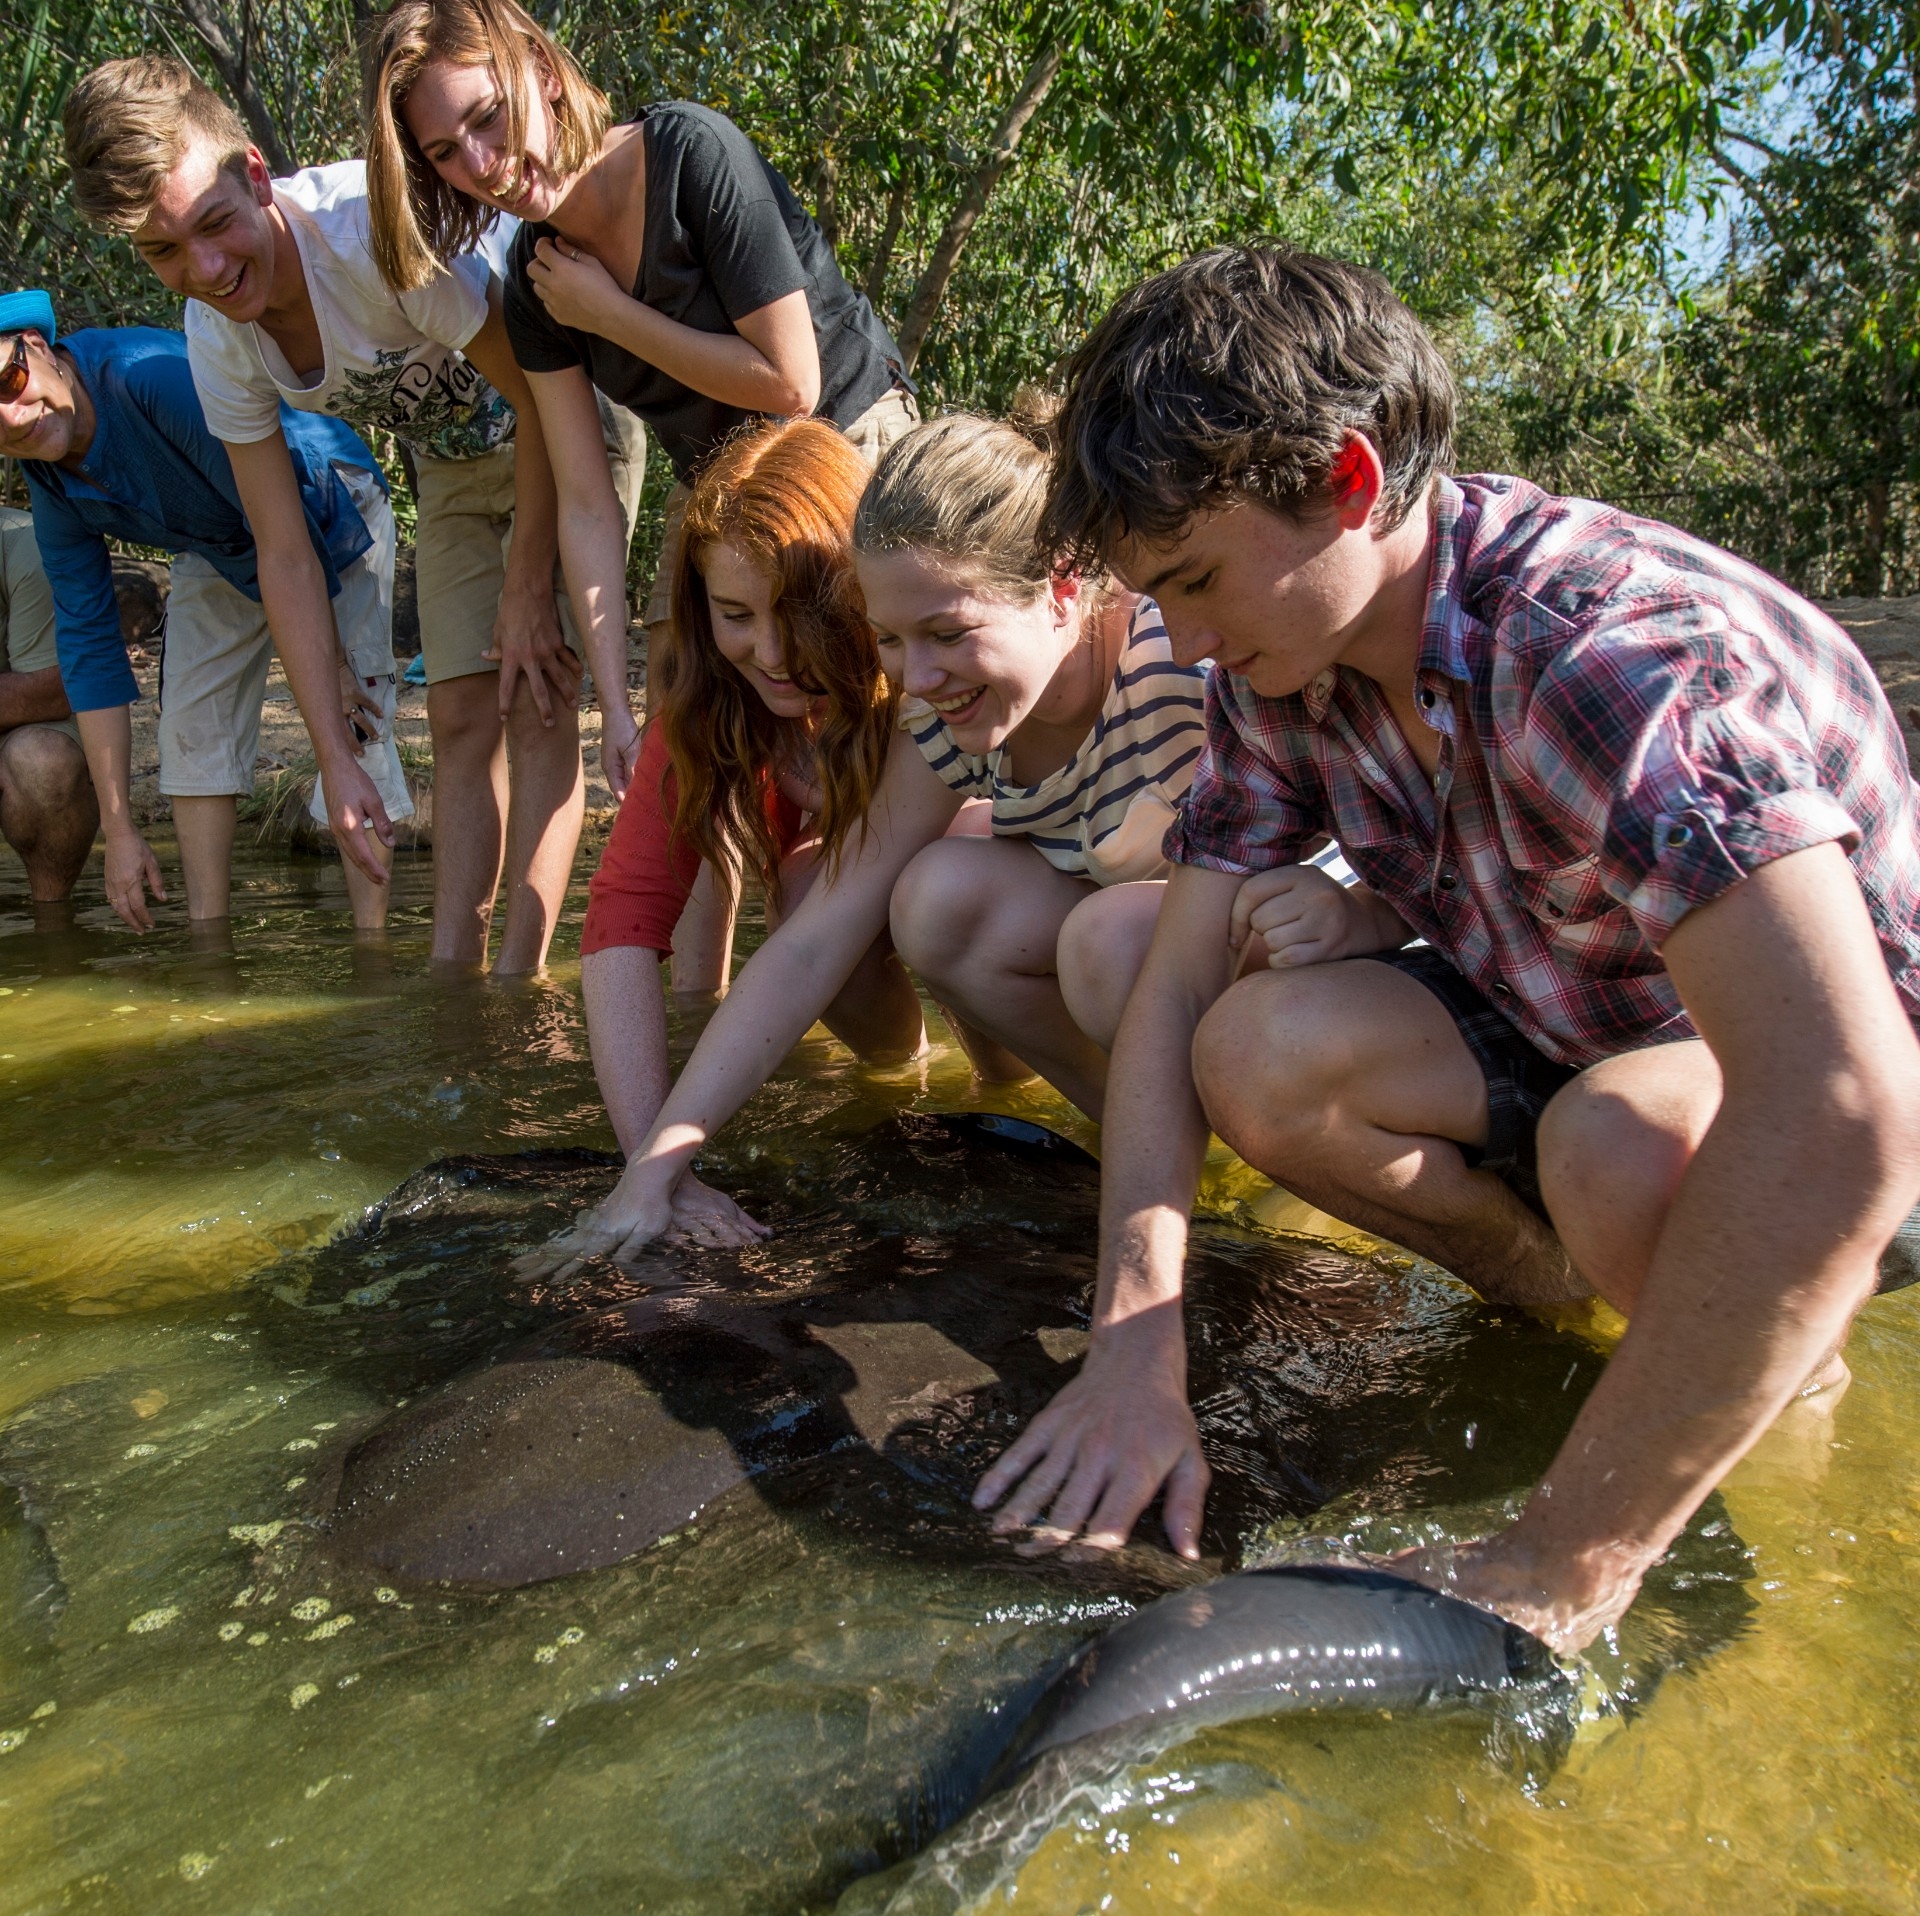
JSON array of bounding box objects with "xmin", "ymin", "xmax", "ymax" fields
[{"xmin": 506, "ymin": 102, "xmax": 907, "ymax": 483}]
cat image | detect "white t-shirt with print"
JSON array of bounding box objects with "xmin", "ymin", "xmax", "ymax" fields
[{"xmin": 186, "ymin": 161, "xmax": 514, "ymax": 463}]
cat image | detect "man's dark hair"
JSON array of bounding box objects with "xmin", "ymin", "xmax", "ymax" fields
[{"xmin": 1043, "ymin": 244, "xmax": 1457, "ymax": 563}]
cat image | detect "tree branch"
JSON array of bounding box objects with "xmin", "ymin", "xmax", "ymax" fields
[
  {"xmin": 865, "ymin": 171, "xmax": 911, "ymax": 306},
  {"xmin": 895, "ymin": 40, "xmax": 1065, "ymax": 372},
  {"xmin": 171, "ymin": 0, "xmax": 297, "ymax": 174}
]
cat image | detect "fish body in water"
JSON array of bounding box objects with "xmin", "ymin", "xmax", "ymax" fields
[{"xmin": 1008, "ymin": 1564, "xmax": 1561, "ymax": 1772}]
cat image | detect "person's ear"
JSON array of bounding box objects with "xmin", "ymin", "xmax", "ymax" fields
[
  {"xmin": 1327, "ymin": 434, "xmax": 1386, "ymax": 532},
  {"xmin": 244, "ymin": 147, "xmax": 275, "ymax": 205},
  {"xmin": 1048, "ymin": 563, "xmax": 1084, "ymax": 629}
]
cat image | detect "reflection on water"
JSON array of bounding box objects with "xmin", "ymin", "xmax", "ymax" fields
[{"xmin": 1, "ymin": 845, "xmax": 1918, "ymax": 1914}]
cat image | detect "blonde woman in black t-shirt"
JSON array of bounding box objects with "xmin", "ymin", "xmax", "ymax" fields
[{"xmin": 365, "ymin": 0, "xmax": 916, "ymax": 798}]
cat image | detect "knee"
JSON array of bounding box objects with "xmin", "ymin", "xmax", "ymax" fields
[
  {"xmin": 0, "ymin": 727, "xmax": 94, "ymax": 817},
  {"xmin": 1057, "ymin": 884, "xmax": 1155, "ymax": 1048},
  {"xmin": 1535, "ymin": 1064, "xmax": 1706, "ymax": 1226},
  {"xmin": 889, "ymin": 841, "xmax": 990, "ymax": 981},
  {"xmin": 428, "ymin": 678, "xmax": 502, "ymax": 755},
  {"xmin": 1191, "ymin": 972, "xmax": 1348, "ymax": 1165}
]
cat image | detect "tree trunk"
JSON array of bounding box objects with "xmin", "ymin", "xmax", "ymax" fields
[
  {"xmin": 894, "ymin": 41, "xmax": 1064, "ymax": 372},
  {"xmin": 865, "ymin": 173, "xmax": 911, "ymax": 306},
  {"xmin": 173, "ymin": 0, "xmax": 297, "ymax": 175}
]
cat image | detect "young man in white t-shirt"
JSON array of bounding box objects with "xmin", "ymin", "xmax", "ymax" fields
[{"xmin": 64, "ymin": 57, "xmax": 635, "ymax": 972}]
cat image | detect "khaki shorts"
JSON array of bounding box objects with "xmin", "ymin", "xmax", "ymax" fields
[
  {"xmin": 0, "ymin": 511, "xmax": 76, "ymax": 743},
  {"xmin": 640, "ymin": 386, "xmax": 920, "ymax": 630},
  {"xmin": 157, "ymin": 466, "xmax": 415, "ymax": 827},
  {"xmin": 413, "ymin": 394, "xmax": 648, "ymax": 684}
]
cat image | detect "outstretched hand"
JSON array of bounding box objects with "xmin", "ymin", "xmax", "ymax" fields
[
  {"xmin": 1386, "ymin": 1530, "xmax": 1639, "ymax": 1658},
  {"xmin": 101, "ymin": 830, "xmax": 167, "ymax": 932},
  {"xmin": 971, "ymin": 1312, "xmax": 1211, "ymax": 1559},
  {"xmin": 514, "ymin": 1166, "xmax": 770, "ymax": 1283}
]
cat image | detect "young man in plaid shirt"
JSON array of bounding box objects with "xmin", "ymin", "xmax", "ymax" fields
[{"xmin": 972, "ymin": 245, "xmax": 1920, "ymax": 1654}]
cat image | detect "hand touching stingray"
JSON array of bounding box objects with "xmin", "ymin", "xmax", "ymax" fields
[{"xmin": 516, "ymin": 1166, "xmax": 769, "ymax": 1280}]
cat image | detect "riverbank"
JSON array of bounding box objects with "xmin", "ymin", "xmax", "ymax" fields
[{"xmin": 115, "ymin": 593, "xmax": 1920, "ymax": 846}]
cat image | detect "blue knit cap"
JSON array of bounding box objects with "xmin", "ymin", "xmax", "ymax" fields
[{"xmin": 0, "ymin": 290, "xmax": 56, "ymax": 343}]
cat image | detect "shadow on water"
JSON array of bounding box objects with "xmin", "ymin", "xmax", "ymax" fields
[{"xmin": 0, "ymin": 1113, "xmax": 1760, "ymax": 1909}]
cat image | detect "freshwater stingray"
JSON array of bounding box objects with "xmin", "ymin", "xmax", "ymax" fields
[
  {"xmin": 0, "ymin": 1112, "xmax": 1757, "ymax": 1912},
  {"xmin": 290, "ymin": 1113, "xmax": 1646, "ymax": 1596}
]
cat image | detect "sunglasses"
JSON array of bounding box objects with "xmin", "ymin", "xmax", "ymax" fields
[{"xmin": 0, "ymin": 332, "xmax": 30, "ymax": 404}]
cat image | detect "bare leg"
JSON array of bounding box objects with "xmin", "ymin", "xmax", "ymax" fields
[
  {"xmin": 890, "ymin": 836, "xmax": 1107, "ymax": 1116},
  {"xmin": 170, "ymin": 793, "xmax": 239, "ymax": 922},
  {"xmin": 335, "ymin": 829, "xmax": 394, "ymax": 933},
  {"xmin": 1057, "ymin": 880, "xmax": 1166, "ymax": 1049},
  {"xmin": 0, "ymin": 727, "xmax": 99, "ymax": 905},
  {"xmin": 1534, "ymin": 1042, "xmax": 1851, "ymax": 1395},
  {"xmin": 1191, "ymin": 959, "xmax": 1577, "ymax": 1302},
  {"xmin": 492, "ymin": 686, "xmax": 585, "ymax": 975},
  {"xmin": 426, "ymin": 673, "xmax": 508, "ymax": 967},
  {"xmin": 769, "ymin": 842, "xmax": 925, "ymax": 1062}
]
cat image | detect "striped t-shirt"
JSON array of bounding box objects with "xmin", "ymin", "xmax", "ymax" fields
[{"xmin": 904, "ymin": 597, "xmax": 1207, "ymax": 886}]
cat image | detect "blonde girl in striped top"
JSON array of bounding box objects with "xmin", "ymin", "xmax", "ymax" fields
[{"xmin": 526, "ymin": 406, "xmax": 1216, "ymax": 1271}]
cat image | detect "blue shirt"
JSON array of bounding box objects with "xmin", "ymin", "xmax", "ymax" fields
[{"xmin": 23, "ymin": 327, "xmax": 385, "ymax": 712}]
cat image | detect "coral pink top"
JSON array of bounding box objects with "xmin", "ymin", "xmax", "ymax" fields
[{"xmin": 582, "ymin": 721, "xmax": 809, "ymax": 955}]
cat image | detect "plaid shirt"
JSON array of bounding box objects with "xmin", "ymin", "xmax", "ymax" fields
[{"xmin": 1166, "ymin": 475, "xmax": 1920, "ymax": 1067}]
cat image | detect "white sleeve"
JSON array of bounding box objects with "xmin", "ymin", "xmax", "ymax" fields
[
  {"xmin": 184, "ymin": 305, "xmax": 285, "ymax": 444},
  {"xmin": 397, "ymin": 251, "xmax": 489, "ymax": 353}
]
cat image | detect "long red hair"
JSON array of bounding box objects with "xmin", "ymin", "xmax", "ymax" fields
[{"xmin": 653, "ymin": 419, "xmax": 890, "ymax": 887}]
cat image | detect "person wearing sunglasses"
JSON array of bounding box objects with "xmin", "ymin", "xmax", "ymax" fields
[{"xmin": 0, "ymin": 289, "xmax": 408, "ymax": 933}]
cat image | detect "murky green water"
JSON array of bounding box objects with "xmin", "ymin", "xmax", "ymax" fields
[{"xmin": 2, "ymin": 843, "xmax": 1917, "ymax": 1912}]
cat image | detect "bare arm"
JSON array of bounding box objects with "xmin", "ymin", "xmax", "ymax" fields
[
  {"xmin": 974, "ymin": 861, "xmax": 1246, "ymax": 1558},
  {"xmin": 224, "ymin": 435, "xmax": 390, "ymax": 884},
  {"xmin": 460, "ymin": 284, "xmax": 573, "ymax": 725},
  {"xmin": 1415, "ymin": 842, "xmax": 1920, "ymax": 1650},
  {"xmin": 75, "ymin": 704, "xmax": 166, "ymax": 931},
  {"xmin": 0, "ymin": 665, "xmax": 73, "ymax": 731},
  {"xmin": 527, "ymin": 739, "xmax": 961, "ymax": 1270},
  {"xmin": 525, "ymin": 244, "xmax": 821, "ymax": 416},
  {"xmin": 527, "ymin": 365, "xmax": 637, "ymax": 797},
  {"xmin": 581, "ymin": 944, "xmax": 671, "ymax": 1156}
]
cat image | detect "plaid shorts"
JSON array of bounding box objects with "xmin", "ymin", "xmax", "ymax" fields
[
  {"xmin": 1371, "ymin": 946, "xmax": 1582, "ymax": 1210},
  {"xmin": 1374, "ymin": 946, "xmax": 1920, "ymax": 1291}
]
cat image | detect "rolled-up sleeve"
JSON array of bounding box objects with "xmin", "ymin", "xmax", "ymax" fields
[
  {"xmin": 1163, "ymin": 670, "xmax": 1319, "ymax": 874},
  {"xmin": 1525, "ymin": 595, "xmax": 1864, "ymax": 949}
]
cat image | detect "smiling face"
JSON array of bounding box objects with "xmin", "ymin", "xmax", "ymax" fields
[
  {"xmin": 128, "ymin": 133, "xmax": 279, "ymax": 322},
  {"xmin": 856, "ymin": 548, "xmax": 1081, "ymax": 754},
  {"xmin": 0, "ymin": 333, "xmax": 80, "ymax": 464},
  {"xmin": 404, "ymin": 54, "xmax": 568, "ymax": 222},
  {"xmin": 1116, "ymin": 496, "xmax": 1412, "ymax": 698},
  {"xmin": 698, "ymin": 539, "xmax": 817, "ymax": 721}
]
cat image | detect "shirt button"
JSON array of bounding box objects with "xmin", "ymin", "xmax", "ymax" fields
[
  {"xmin": 1545, "ymin": 902, "xmax": 1565, "ymax": 918},
  {"xmin": 1418, "ymin": 687, "xmax": 1437, "ymax": 709},
  {"xmin": 1437, "ymin": 869, "xmax": 1458, "ymax": 892},
  {"xmin": 1664, "ymin": 823, "xmax": 1694, "ymax": 849},
  {"xmin": 1489, "ymin": 981, "xmax": 1514, "ymax": 1002},
  {"xmin": 1310, "ymin": 671, "xmax": 1335, "ymax": 701}
]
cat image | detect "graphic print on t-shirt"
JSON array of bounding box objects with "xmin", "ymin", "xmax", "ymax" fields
[{"xmin": 336, "ymin": 346, "xmax": 512, "ymax": 462}]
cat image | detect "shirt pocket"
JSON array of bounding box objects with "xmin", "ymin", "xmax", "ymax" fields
[{"xmin": 1507, "ymin": 854, "xmax": 1615, "ymax": 927}]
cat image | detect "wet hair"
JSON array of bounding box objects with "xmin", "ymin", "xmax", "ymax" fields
[
  {"xmin": 1041, "ymin": 244, "xmax": 1457, "ymax": 563},
  {"xmin": 852, "ymin": 397, "xmax": 1068, "ymax": 602},
  {"xmin": 63, "ymin": 57, "xmax": 254, "ymax": 235},
  {"xmin": 363, "ymin": 0, "xmax": 611, "ymax": 294},
  {"xmin": 656, "ymin": 419, "xmax": 886, "ymax": 887}
]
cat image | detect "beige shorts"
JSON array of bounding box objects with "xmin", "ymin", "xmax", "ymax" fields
[
  {"xmin": 640, "ymin": 385, "xmax": 920, "ymax": 630},
  {"xmin": 412, "ymin": 394, "xmax": 648, "ymax": 684},
  {"xmin": 157, "ymin": 466, "xmax": 415, "ymax": 827}
]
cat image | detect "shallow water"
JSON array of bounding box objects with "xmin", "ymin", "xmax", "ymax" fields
[{"xmin": 1, "ymin": 844, "xmax": 1917, "ymax": 1913}]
